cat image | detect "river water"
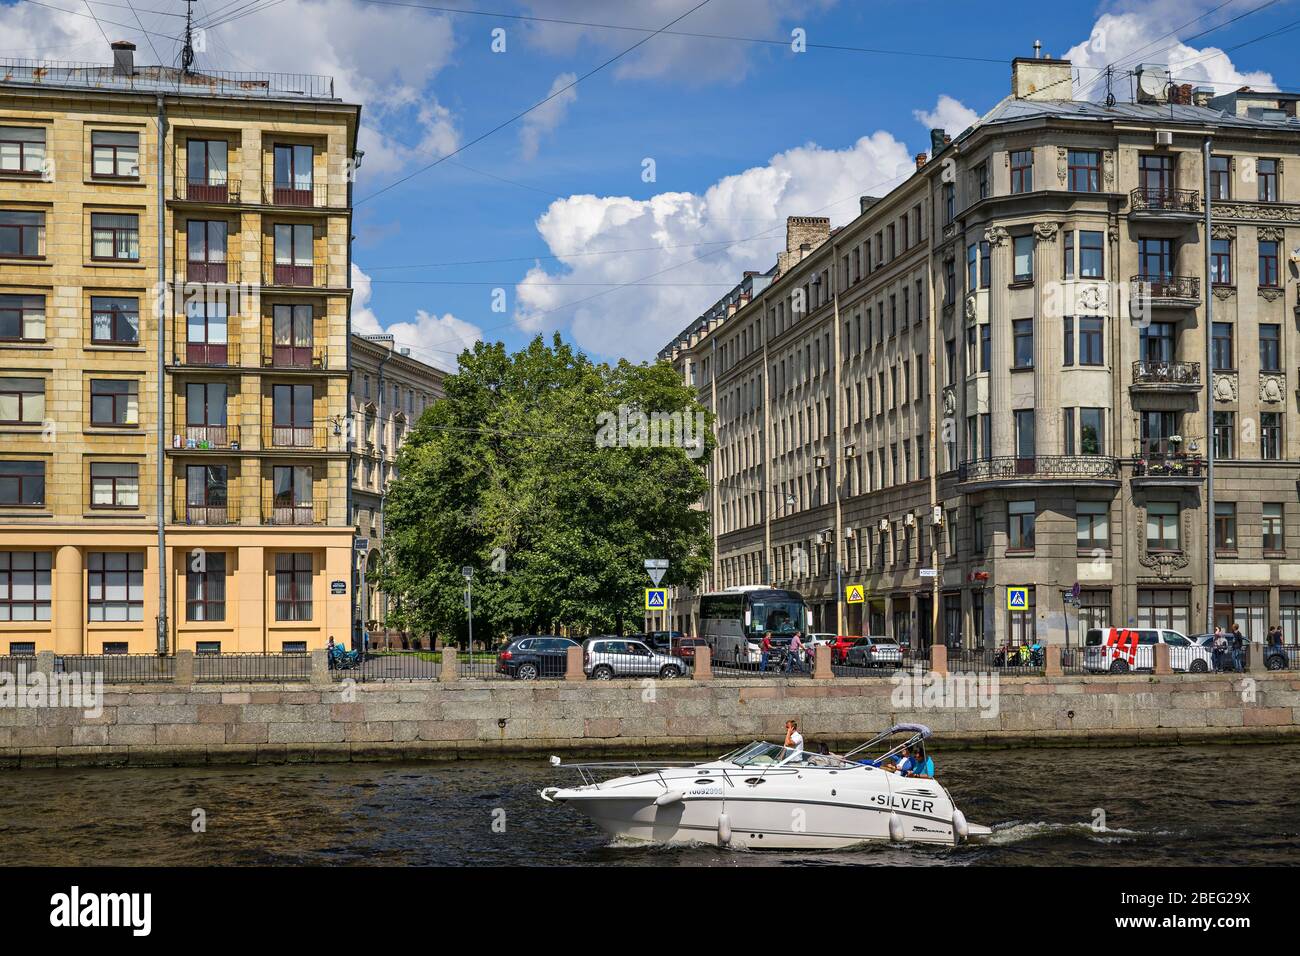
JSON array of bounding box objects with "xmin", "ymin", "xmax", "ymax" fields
[{"xmin": 2, "ymin": 743, "xmax": 1297, "ymax": 866}]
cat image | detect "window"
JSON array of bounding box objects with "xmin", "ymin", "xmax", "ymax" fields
[
  {"xmin": 942, "ymin": 183, "xmax": 955, "ymax": 223},
  {"xmin": 1259, "ymin": 240, "xmax": 1280, "ymax": 288},
  {"xmin": 0, "ymin": 126, "xmax": 45, "ymax": 175},
  {"xmin": 1013, "ymin": 235, "xmax": 1033, "ymax": 282},
  {"xmin": 272, "ymin": 384, "xmax": 314, "ymax": 446},
  {"xmin": 185, "ymin": 464, "xmax": 228, "ymax": 522},
  {"xmin": 91, "ymin": 296, "xmax": 139, "ymax": 345},
  {"xmin": 1214, "ymin": 502, "xmax": 1237, "ymax": 552},
  {"xmin": 0, "ymin": 460, "xmax": 44, "ymax": 505},
  {"xmin": 1080, "ymin": 408, "xmax": 1105, "ymax": 454},
  {"xmin": 944, "ymin": 258, "xmax": 956, "ymax": 305},
  {"xmin": 1137, "ymin": 588, "xmax": 1189, "ymax": 633},
  {"xmin": 1008, "ymin": 500, "xmax": 1035, "ymax": 551},
  {"xmin": 1138, "ymin": 154, "xmax": 1173, "ymax": 194},
  {"xmin": 0, "ymin": 552, "xmax": 51, "ymax": 621},
  {"xmin": 1146, "ymin": 502, "xmax": 1180, "ymax": 551},
  {"xmin": 91, "ymin": 130, "xmax": 139, "ymax": 178},
  {"xmin": 1284, "ymin": 592, "xmax": 1300, "ymax": 642},
  {"xmin": 1261, "ymin": 412, "xmax": 1282, "ymax": 460},
  {"xmin": 272, "ymin": 144, "xmax": 314, "ymax": 204},
  {"xmin": 187, "ymin": 551, "xmax": 226, "ymax": 622},
  {"xmin": 972, "ymin": 505, "xmax": 985, "ymax": 553},
  {"xmin": 273, "ymin": 465, "xmax": 314, "ymax": 523},
  {"xmin": 186, "ymin": 139, "xmax": 228, "ymax": 188},
  {"xmin": 967, "ymin": 243, "xmax": 978, "ymax": 291},
  {"xmin": 1079, "ymin": 231, "xmax": 1104, "ymax": 278},
  {"xmin": 272, "ymin": 304, "xmax": 314, "ymax": 367},
  {"xmin": 90, "ymin": 462, "xmax": 138, "ymax": 508},
  {"xmin": 0, "ymin": 210, "xmax": 45, "ymax": 257},
  {"xmin": 1210, "ymin": 238, "xmax": 1232, "ymax": 285},
  {"xmin": 186, "ymin": 220, "xmax": 228, "ymax": 282},
  {"xmin": 87, "ymin": 551, "xmax": 144, "ymax": 621},
  {"xmin": 0, "ymin": 377, "xmax": 44, "ymax": 424},
  {"xmin": 1063, "ymin": 316, "xmax": 1074, "ymax": 366},
  {"xmin": 1140, "ymin": 322, "xmax": 1176, "ymax": 363},
  {"xmin": 0, "ymin": 294, "xmax": 44, "ymax": 342},
  {"xmin": 196, "ymin": 641, "xmax": 222, "ymax": 655},
  {"xmin": 1063, "ymin": 407, "xmax": 1075, "ymax": 454},
  {"xmin": 1079, "ymin": 589, "xmax": 1111, "ymax": 632},
  {"xmin": 1257, "ymin": 158, "xmax": 1278, "ymax": 202},
  {"xmin": 1260, "ymin": 324, "xmax": 1281, "ymax": 372},
  {"xmin": 1209, "ymin": 155, "xmax": 1230, "ymax": 200},
  {"xmin": 980, "ymin": 324, "xmax": 990, "ymax": 372},
  {"xmin": 1010, "ymin": 149, "xmax": 1033, "ymax": 193},
  {"xmin": 1012, "ymin": 319, "xmax": 1033, "ymax": 368},
  {"xmin": 976, "ymin": 161, "xmax": 989, "ymax": 199},
  {"xmin": 1213, "ymin": 411, "xmax": 1235, "ymax": 459},
  {"xmin": 1079, "ymin": 317, "xmax": 1104, "ymax": 366},
  {"xmin": 971, "ymin": 589, "xmax": 986, "ymax": 646},
  {"xmin": 1212, "ymin": 322, "xmax": 1234, "ymax": 370},
  {"xmin": 273, "ymin": 223, "xmax": 314, "ymax": 283},
  {"xmin": 1007, "ymin": 585, "xmax": 1036, "ymax": 645},
  {"xmin": 90, "ymin": 379, "xmax": 138, "ymax": 426},
  {"xmin": 979, "ymin": 241, "xmax": 990, "ymax": 288},
  {"xmin": 283, "ymin": 641, "xmax": 307, "ymax": 654},
  {"xmin": 275, "ymin": 553, "xmax": 313, "ymax": 621},
  {"xmin": 185, "ymin": 298, "xmax": 228, "ymax": 364},
  {"xmin": 1063, "ymin": 230, "xmax": 1074, "ymax": 279},
  {"xmin": 1264, "ymin": 503, "xmax": 1284, "ymax": 553},
  {"xmin": 1077, "ymin": 502, "xmax": 1109, "ymax": 551},
  {"xmin": 90, "ymin": 212, "xmax": 139, "ymax": 260},
  {"xmin": 1138, "ymin": 237, "xmax": 1173, "ymax": 279},
  {"xmin": 1068, "ymin": 150, "xmax": 1101, "ymax": 192}
]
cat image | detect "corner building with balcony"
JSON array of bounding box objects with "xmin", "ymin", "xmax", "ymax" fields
[
  {"xmin": 0, "ymin": 43, "xmax": 360, "ymax": 655},
  {"xmin": 662, "ymin": 55, "xmax": 1300, "ymax": 650}
]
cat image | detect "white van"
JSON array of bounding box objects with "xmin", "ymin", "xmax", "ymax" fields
[{"xmin": 1083, "ymin": 627, "xmax": 1212, "ymax": 673}]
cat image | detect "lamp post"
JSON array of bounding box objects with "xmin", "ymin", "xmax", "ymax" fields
[{"xmin": 462, "ymin": 565, "xmax": 474, "ymax": 663}]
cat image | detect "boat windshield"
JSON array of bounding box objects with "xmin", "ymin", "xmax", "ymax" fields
[{"xmin": 728, "ymin": 741, "xmax": 855, "ymax": 769}]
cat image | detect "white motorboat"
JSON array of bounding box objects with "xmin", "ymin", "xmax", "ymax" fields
[{"xmin": 540, "ymin": 723, "xmax": 991, "ymax": 850}]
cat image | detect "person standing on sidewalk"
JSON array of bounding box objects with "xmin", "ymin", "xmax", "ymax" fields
[
  {"xmin": 1230, "ymin": 623, "xmax": 1245, "ymax": 673},
  {"xmin": 760, "ymin": 631, "xmax": 773, "ymax": 673}
]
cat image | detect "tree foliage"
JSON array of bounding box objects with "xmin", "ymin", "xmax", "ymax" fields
[{"xmin": 375, "ymin": 334, "xmax": 713, "ymax": 644}]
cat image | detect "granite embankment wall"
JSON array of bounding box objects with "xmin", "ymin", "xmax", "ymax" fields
[{"xmin": 2, "ymin": 671, "xmax": 1299, "ymax": 768}]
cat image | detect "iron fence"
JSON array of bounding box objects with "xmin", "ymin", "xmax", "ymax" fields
[
  {"xmin": 710, "ymin": 646, "xmax": 812, "ymax": 678},
  {"xmin": 1061, "ymin": 646, "xmax": 1088, "ymax": 675},
  {"xmin": 194, "ymin": 652, "xmax": 311, "ymax": 683},
  {"xmin": 0, "ymin": 654, "xmax": 36, "ymax": 677},
  {"xmin": 1130, "ymin": 186, "xmax": 1202, "ymax": 214},
  {"xmin": 958, "ymin": 455, "xmax": 1119, "ymax": 483},
  {"xmin": 57, "ymin": 653, "xmax": 176, "ymax": 683},
  {"xmin": 332, "ymin": 650, "xmax": 442, "ymax": 682},
  {"xmin": 1263, "ymin": 644, "xmax": 1300, "ymax": 670}
]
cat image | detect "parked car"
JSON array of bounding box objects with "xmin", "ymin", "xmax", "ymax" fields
[
  {"xmin": 1191, "ymin": 633, "xmax": 1294, "ymax": 670},
  {"xmin": 672, "ymin": 637, "xmax": 708, "ymax": 663},
  {"xmin": 843, "ymin": 636, "xmax": 903, "ymax": 669},
  {"xmin": 1083, "ymin": 627, "xmax": 1212, "ymax": 673},
  {"xmin": 582, "ymin": 637, "xmax": 686, "ymax": 680},
  {"xmin": 496, "ymin": 635, "xmax": 577, "ymax": 680},
  {"xmin": 826, "ymin": 635, "xmax": 860, "ymax": 664},
  {"xmin": 644, "ymin": 630, "xmax": 689, "ymax": 653}
]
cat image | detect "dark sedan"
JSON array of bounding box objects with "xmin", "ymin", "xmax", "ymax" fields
[{"xmin": 496, "ymin": 635, "xmax": 578, "ymax": 680}]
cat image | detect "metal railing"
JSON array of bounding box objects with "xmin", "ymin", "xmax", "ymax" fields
[
  {"xmin": 0, "ymin": 654, "xmax": 36, "ymax": 677},
  {"xmin": 958, "ymin": 455, "xmax": 1119, "ymax": 483},
  {"xmin": 184, "ymin": 259, "xmax": 240, "ymax": 284},
  {"xmin": 173, "ymin": 497, "xmax": 241, "ymax": 525},
  {"xmin": 172, "ymin": 424, "xmax": 241, "ymax": 451},
  {"xmin": 1130, "ymin": 186, "xmax": 1201, "ymax": 214},
  {"xmin": 1264, "ymin": 644, "xmax": 1300, "ymax": 670},
  {"xmin": 1130, "ymin": 274, "xmax": 1201, "ymax": 302},
  {"xmin": 1132, "ymin": 451, "xmax": 1205, "ymax": 478},
  {"xmin": 263, "ymin": 262, "xmax": 330, "ymax": 288},
  {"xmin": 263, "ymin": 181, "xmax": 331, "ymax": 208},
  {"xmin": 1132, "ymin": 360, "xmax": 1201, "ymax": 387},
  {"xmin": 171, "ymin": 336, "xmax": 241, "ymax": 367},
  {"xmin": 176, "ymin": 178, "xmax": 242, "ymax": 204},
  {"xmin": 711, "ymin": 645, "xmax": 811, "ymax": 678},
  {"xmin": 261, "ymin": 342, "xmax": 328, "ymax": 370},
  {"xmin": 945, "ymin": 647, "xmax": 995, "ymax": 672},
  {"xmin": 57, "ymin": 653, "xmax": 176, "ymax": 683},
  {"xmin": 260, "ymin": 496, "xmax": 330, "ymax": 525},
  {"xmin": 1061, "ymin": 646, "xmax": 1088, "ymax": 675},
  {"xmin": 461, "ymin": 650, "xmax": 517, "ymax": 680},
  {"xmin": 0, "ymin": 59, "xmax": 336, "ymax": 99},
  {"xmin": 262, "ymin": 424, "xmax": 338, "ymax": 450},
  {"xmin": 332, "ymin": 650, "xmax": 442, "ymax": 682},
  {"xmin": 194, "ymin": 652, "xmax": 311, "ymax": 682}
]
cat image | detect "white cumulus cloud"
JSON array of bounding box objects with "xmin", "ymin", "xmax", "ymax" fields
[
  {"xmin": 518, "ymin": 72, "xmax": 579, "ymax": 161},
  {"xmin": 351, "ymin": 264, "xmax": 482, "ymax": 372},
  {"xmin": 913, "ymin": 94, "xmax": 980, "ymax": 135}
]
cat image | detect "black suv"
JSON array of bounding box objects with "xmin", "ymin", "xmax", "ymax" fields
[{"xmin": 496, "ymin": 635, "xmax": 578, "ymax": 680}]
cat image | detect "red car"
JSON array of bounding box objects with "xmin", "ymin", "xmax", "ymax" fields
[
  {"xmin": 672, "ymin": 637, "xmax": 707, "ymax": 662},
  {"xmin": 826, "ymin": 636, "xmax": 860, "ymax": 664}
]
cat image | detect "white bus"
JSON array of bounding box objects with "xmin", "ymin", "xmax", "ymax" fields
[{"xmin": 698, "ymin": 586, "xmax": 811, "ymax": 665}]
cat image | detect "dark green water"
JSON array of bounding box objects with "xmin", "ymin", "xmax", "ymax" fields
[{"xmin": 1, "ymin": 743, "xmax": 1297, "ymax": 866}]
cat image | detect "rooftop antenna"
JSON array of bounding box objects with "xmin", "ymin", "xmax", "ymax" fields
[
  {"xmin": 1104, "ymin": 65, "xmax": 1116, "ymax": 107},
  {"xmin": 1033, "ymin": 39, "xmax": 1042, "ymax": 59},
  {"xmin": 181, "ymin": 0, "xmax": 197, "ymax": 73}
]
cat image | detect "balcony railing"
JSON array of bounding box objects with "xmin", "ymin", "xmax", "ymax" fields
[
  {"xmin": 173, "ymin": 498, "xmax": 241, "ymax": 525},
  {"xmin": 176, "ymin": 178, "xmax": 241, "ymax": 204},
  {"xmin": 264, "ymin": 262, "xmax": 327, "ymax": 288},
  {"xmin": 263, "ymin": 180, "xmax": 329, "ymax": 208},
  {"xmin": 958, "ymin": 455, "xmax": 1119, "ymax": 483},
  {"xmin": 171, "ymin": 336, "xmax": 241, "ymax": 367},
  {"xmin": 1130, "ymin": 186, "xmax": 1201, "ymax": 214},
  {"xmin": 172, "ymin": 424, "xmax": 241, "ymax": 451},
  {"xmin": 262, "ymin": 424, "xmax": 339, "ymax": 450},
  {"xmin": 261, "ymin": 496, "xmax": 329, "ymax": 525},
  {"xmin": 262, "ymin": 341, "xmax": 328, "ymax": 370},
  {"xmin": 1131, "ymin": 360, "xmax": 1201, "ymax": 388},
  {"xmin": 1133, "ymin": 444, "xmax": 1206, "ymax": 479},
  {"xmin": 184, "ymin": 259, "xmax": 239, "ymax": 284},
  {"xmin": 1130, "ymin": 274, "xmax": 1201, "ymax": 303}
]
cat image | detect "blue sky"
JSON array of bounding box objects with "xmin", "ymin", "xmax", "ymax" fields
[{"xmin": 2, "ymin": 0, "xmax": 1297, "ymax": 368}]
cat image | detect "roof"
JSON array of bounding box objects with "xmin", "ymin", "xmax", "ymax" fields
[
  {"xmin": 0, "ymin": 59, "xmax": 344, "ymax": 103},
  {"xmin": 971, "ymin": 96, "xmax": 1300, "ymax": 135}
]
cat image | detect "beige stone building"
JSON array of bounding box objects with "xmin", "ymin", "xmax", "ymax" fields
[
  {"xmin": 349, "ymin": 332, "xmax": 445, "ymax": 640},
  {"xmin": 662, "ymin": 56, "xmax": 1300, "ymax": 650},
  {"xmin": 0, "ymin": 43, "xmax": 360, "ymax": 655}
]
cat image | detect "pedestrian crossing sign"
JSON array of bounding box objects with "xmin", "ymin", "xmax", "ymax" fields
[
  {"xmin": 1007, "ymin": 586, "xmax": 1029, "ymax": 611},
  {"xmin": 845, "ymin": 584, "xmax": 865, "ymax": 604},
  {"xmin": 645, "ymin": 588, "xmax": 667, "ymax": 610}
]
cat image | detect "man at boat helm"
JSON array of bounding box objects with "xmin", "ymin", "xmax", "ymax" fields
[
  {"xmin": 784, "ymin": 720, "xmax": 804, "ymax": 754},
  {"xmin": 880, "ymin": 743, "xmax": 914, "ymax": 774},
  {"xmin": 902, "ymin": 745, "xmax": 935, "ymax": 779}
]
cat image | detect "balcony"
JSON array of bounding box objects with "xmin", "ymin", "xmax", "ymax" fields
[
  {"xmin": 264, "ymin": 262, "xmax": 328, "ymax": 289},
  {"xmin": 171, "ymin": 336, "xmax": 241, "ymax": 368},
  {"xmin": 1131, "ymin": 445, "xmax": 1206, "ymax": 486},
  {"xmin": 261, "ymin": 496, "xmax": 329, "ymax": 526},
  {"xmin": 176, "ymin": 178, "xmax": 242, "ymax": 204},
  {"xmin": 957, "ymin": 455, "xmax": 1120, "ymax": 489},
  {"xmin": 171, "ymin": 424, "xmax": 241, "ymax": 451},
  {"xmin": 1130, "ymin": 360, "xmax": 1201, "ymax": 393},
  {"xmin": 261, "ymin": 424, "xmax": 342, "ymax": 452},
  {"xmin": 1130, "ymin": 274, "xmax": 1201, "ymax": 308},
  {"xmin": 261, "ymin": 341, "xmax": 328, "ymax": 370},
  {"xmin": 1129, "ymin": 187, "xmax": 1202, "ymax": 218},
  {"xmin": 173, "ymin": 498, "xmax": 241, "ymax": 525},
  {"xmin": 184, "ymin": 259, "xmax": 240, "ymax": 284},
  {"xmin": 263, "ymin": 181, "xmax": 329, "ymax": 209}
]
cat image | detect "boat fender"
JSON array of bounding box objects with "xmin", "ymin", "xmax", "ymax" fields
[
  {"xmin": 654, "ymin": 789, "xmax": 684, "ymax": 807},
  {"xmin": 717, "ymin": 812, "xmax": 732, "ymax": 845},
  {"xmin": 888, "ymin": 812, "xmax": 904, "ymax": 843},
  {"xmin": 952, "ymin": 809, "xmax": 969, "ymax": 844}
]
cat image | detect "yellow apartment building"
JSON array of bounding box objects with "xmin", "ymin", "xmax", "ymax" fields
[{"xmin": 0, "ymin": 42, "xmax": 361, "ymax": 655}]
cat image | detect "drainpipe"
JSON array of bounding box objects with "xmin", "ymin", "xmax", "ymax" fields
[
  {"xmin": 1203, "ymin": 135, "xmax": 1215, "ymax": 631},
  {"xmin": 375, "ymin": 346, "xmax": 395, "ymax": 640},
  {"xmin": 155, "ymin": 94, "xmax": 169, "ymax": 655},
  {"xmin": 347, "ymin": 151, "xmax": 358, "ymax": 650}
]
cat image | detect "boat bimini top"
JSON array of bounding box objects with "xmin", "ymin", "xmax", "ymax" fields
[{"xmin": 841, "ymin": 722, "xmax": 933, "ymax": 765}]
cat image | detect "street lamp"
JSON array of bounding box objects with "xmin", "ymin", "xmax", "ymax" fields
[{"xmin": 462, "ymin": 566, "xmax": 474, "ymax": 660}]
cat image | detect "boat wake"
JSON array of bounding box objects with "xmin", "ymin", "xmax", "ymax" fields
[{"xmin": 985, "ymin": 820, "xmax": 1183, "ymax": 845}]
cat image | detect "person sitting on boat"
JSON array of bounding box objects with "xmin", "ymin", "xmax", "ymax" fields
[
  {"xmin": 784, "ymin": 720, "xmax": 804, "ymax": 755},
  {"xmin": 878, "ymin": 743, "xmax": 913, "ymax": 774},
  {"xmin": 902, "ymin": 745, "xmax": 934, "ymax": 778}
]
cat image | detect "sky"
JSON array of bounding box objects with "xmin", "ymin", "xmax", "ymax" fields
[{"xmin": 1, "ymin": 0, "xmax": 1296, "ymax": 371}]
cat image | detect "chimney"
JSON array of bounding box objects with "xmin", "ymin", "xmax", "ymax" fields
[
  {"xmin": 111, "ymin": 40, "xmax": 136, "ymax": 78},
  {"xmin": 915, "ymin": 152, "xmax": 928, "ymax": 170},
  {"xmin": 776, "ymin": 216, "xmax": 831, "ymax": 276},
  {"xmin": 1192, "ymin": 86, "xmax": 1215, "ymax": 107},
  {"xmin": 1011, "ymin": 56, "xmax": 1073, "ymax": 101},
  {"xmin": 929, "ymin": 129, "xmax": 947, "ymax": 154},
  {"xmin": 860, "ymin": 195, "xmax": 880, "ymax": 214}
]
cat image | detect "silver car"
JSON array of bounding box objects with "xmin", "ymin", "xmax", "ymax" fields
[
  {"xmin": 583, "ymin": 638, "xmax": 686, "ymax": 680},
  {"xmin": 844, "ymin": 636, "xmax": 903, "ymax": 668}
]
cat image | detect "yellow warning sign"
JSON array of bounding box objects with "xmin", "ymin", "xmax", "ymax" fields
[{"xmin": 845, "ymin": 584, "xmax": 865, "ymax": 604}]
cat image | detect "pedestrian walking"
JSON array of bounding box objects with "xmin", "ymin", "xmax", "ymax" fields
[
  {"xmin": 759, "ymin": 631, "xmax": 773, "ymax": 673},
  {"xmin": 786, "ymin": 631, "xmax": 805, "ymax": 673},
  {"xmin": 1230, "ymin": 623, "xmax": 1245, "ymax": 673}
]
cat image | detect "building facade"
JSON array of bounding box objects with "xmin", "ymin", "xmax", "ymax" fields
[
  {"xmin": 349, "ymin": 332, "xmax": 445, "ymax": 641},
  {"xmin": 0, "ymin": 43, "xmax": 360, "ymax": 655},
  {"xmin": 662, "ymin": 56, "xmax": 1300, "ymax": 649}
]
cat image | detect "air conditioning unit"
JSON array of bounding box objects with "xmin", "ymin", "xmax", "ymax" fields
[
  {"xmin": 814, "ymin": 533, "xmax": 826, "ymax": 546},
  {"xmin": 844, "ymin": 527, "xmax": 856, "ymax": 539},
  {"xmin": 1155, "ymin": 130, "xmax": 1174, "ymax": 147},
  {"xmin": 845, "ymin": 444, "xmax": 857, "ymax": 458},
  {"xmin": 814, "ymin": 454, "xmax": 826, "ymax": 468},
  {"xmin": 904, "ymin": 513, "xmax": 917, "ymax": 527},
  {"xmin": 933, "ymin": 505, "xmax": 944, "ymax": 525},
  {"xmin": 878, "ymin": 518, "xmax": 890, "ymax": 532}
]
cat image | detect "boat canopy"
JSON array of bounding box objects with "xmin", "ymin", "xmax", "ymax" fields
[{"xmin": 887, "ymin": 723, "xmax": 932, "ymax": 739}]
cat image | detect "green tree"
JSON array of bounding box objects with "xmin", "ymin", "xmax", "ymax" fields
[{"xmin": 375, "ymin": 334, "xmax": 713, "ymax": 647}]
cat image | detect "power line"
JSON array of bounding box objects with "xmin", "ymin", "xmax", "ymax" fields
[
  {"xmin": 356, "ymin": 0, "xmax": 717, "ymax": 205},
  {"xmin": 80, "ymin": 0, "xmax": 111, "ymax": 45},
  {"xmin": 16, "ymin": 0, "xmax": 183, "ymax": 43}
]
